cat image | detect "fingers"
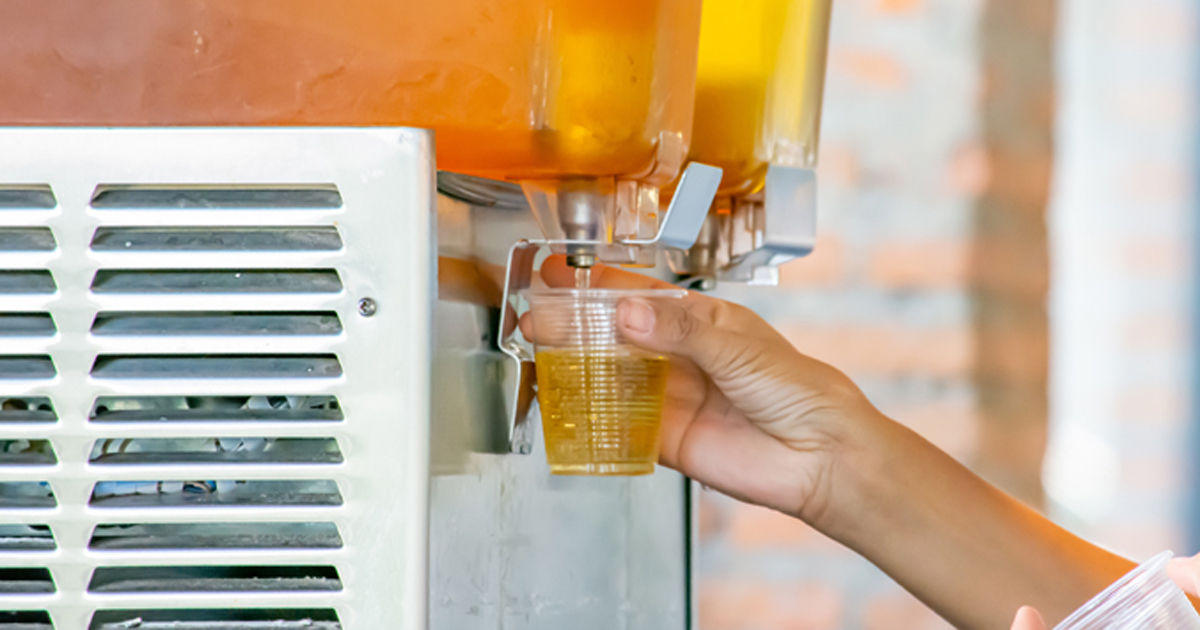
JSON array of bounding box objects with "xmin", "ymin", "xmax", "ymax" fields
[
  {"xmin": 1010, "ymin": 606, "xmax": 1047, "ymax": 630},
  {"xmin": 540, "ymin": 255, "xmax": 676, "ymax": 291},
  {"xmin": 657, "ymin": 387, "xmax": 820, "ymax": 516},
  {"xmin": 1167, "ymin": 554, "xmax": 1200, "ymax": 597},
  {"xmin": 518, "ymin": 312, "xmax": 533, "ymax": 343},
  {"xmin": 503, "ymin": 303, "xmax": 518, "ymax": 338},
  {"xmin": 654, "ymin": 358, "xmax": 708, "ymax": 464},
  {"xmin": 541, "ymin": 255, "xmax": 788, "ymax": 345},
  {"xmin": 617, "ymin": 295, "xmax": 779, "ymax": 380},
  {"xmin": 438, "ymin": 256, "xmax": 503, "ymax": 307}
]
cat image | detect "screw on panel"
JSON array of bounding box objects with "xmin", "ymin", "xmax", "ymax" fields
[{"xmin": 358, "ymin": 298, "xmax": 377, "ymax": 317}]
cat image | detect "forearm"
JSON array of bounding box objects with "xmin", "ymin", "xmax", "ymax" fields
[{"xmin": 816, "ymin": 412, "xmax": 1133, "ymax": 629}]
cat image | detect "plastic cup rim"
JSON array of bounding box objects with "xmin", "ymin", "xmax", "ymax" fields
[
  {"xmin": 522, "ymin": 287, "xmax": 688, "ymax": 300},
  {"xmin": 1054, "ymin": 550, "xmax": 1176, "ymax": 629}
]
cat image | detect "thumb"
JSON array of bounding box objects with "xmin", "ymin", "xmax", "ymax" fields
[
  {"xmin": 1011, "ymin": 606, "xmax": 1047, "ymax": 630},
  {"xmin": 617, "ymin": 296, "xmax": 764, "ymax": 378},
  {"xmin": 1168, "ymin": 554, "xmax": 1200, "ymax": 596}
]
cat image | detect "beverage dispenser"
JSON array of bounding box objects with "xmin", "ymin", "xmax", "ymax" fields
[
  {"xmin": 669, "ymin": 0, "xmax": 834, "ymax": 286},
  {"xmin": 0, "ymin": 2, "xmax": 725, "ymax": 629}
]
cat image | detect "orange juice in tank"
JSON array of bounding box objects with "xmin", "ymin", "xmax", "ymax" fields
[
  {"xmin": 688, "ymin": 0, "xmax": 832, "ymax": 196},
  {"xmin": 0, "ymin": 0, "xmax": 701, "ymax": 185}
]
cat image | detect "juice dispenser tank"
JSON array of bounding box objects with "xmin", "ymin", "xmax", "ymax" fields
[
  {"xmin": 669, "ymin": 0, "xmax": 833, "ymax": 285},
  {"xmin": 0, "ymin": 0, "xmax": 714, "ymax": 268}
]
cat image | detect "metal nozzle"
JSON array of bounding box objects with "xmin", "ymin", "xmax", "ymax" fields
[{"xmin": 565, "ymin": 253, "xmax": 597, "ymax": 269}]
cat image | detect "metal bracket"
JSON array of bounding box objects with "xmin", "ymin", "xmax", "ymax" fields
[
  {"xmin": 496, "ymin": 239, "xmax": 542, "ymax": 454},
  {"xmin": 720, "ymin": 165, "xmax": 817, "ymax": 285},
  {"xmin": 625, "ymin": 162, "xmax": 722, "ymax": 249}
]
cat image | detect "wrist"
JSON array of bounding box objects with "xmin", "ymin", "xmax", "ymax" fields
[
  {"xmin": 795, "ymin": 406, "xmax": 909, "ymax": 540},
  {"xmin": 801, "ymin": 410, "xmax": 1133, "ymax": 628}
]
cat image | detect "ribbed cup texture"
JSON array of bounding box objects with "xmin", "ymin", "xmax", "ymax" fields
[
  {"xmin": 524, "ymin": 289, "xmax": 684, "ymax": 476},
  {"xmin": 1056, "ymin": 552, "xmax": 1200, "ymax": 629}
]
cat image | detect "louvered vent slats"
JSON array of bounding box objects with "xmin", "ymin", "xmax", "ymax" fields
[
  {"xmin": 0, "ymin": 230, "xmax": 55, "ymax": 253},
  {"xmin": 0, "ymin": 127, "xmax": 434, "ymax": 630},
  {"xmin": 0, "ymin": 399, "xmax": 55, "ymax": 424},
  {"xmin": 89, "ymin": 185, "xmax": 343, "ymax": 210},
  {"xmin": 0, "ymin": 442, "xmax": 56, "ymax": 467},
  {"xmin": 91, "ymin": 312, "xmax": 342, "ymax": 337},
  {"xmin": 88, "ymin": 608, "xmax": 342, "ymax": 630},
  {"xmin": 0, "ymin": 315, "xmax": 55, "ymax": 338},
  {"xmin": 88, "ymin": 565, "xmax": 341, "ymax": 593},
  {"xmin": 88, "ymin": 479, "xmax": 344, "ymax": 508},
  {"xmin": 91, "ymin": 355, "xmax": 344, "ymax": 380},
  {"xmin": 0, "ymin": 610, "xmax": 53, "ymax": 630},
  {"xmin": 0, "ymin": 526, "xmax": 54, "ymax": 552},
  {"xmin": 0, "ymin": 272, "xmax": 54, "ymax": 295},
  {"xmin": 0, "ymin": 569, "xmax": 54, "ymax": 594},
  {"xmin": 87, "ymin": 437, "xmax": 343, "ymax": 465},
  {"xmin": 80, "ymin": 181, "xmax": 348, "ymax": 626},
  {"xmin": 0, "ymin": 360, "xmax": 54, "ymax": 381},
  {"xmin": 88, "ymin": 522, "xmax": 342, "ymax": 550},
  {"xmin": 0, "ymin": 186, "xmax": 55, "ymax": 210},
  {"xmin": 89, "ymin": 396, "xmax": 342, "ymax": 423},
  {"xmin": 90, "ymin": 227, "xmax": 344, "ymax": 252},
  {"xmin": 0, "ymin": 190, "xmax": 57, "ymax": 627},
  {"xmin": 0, "ymin": 483, "xmax": 55, "ymax": 509},
  {"xmin": 91, "ymin": 269, "xmax": 344, "ymax": 294}
]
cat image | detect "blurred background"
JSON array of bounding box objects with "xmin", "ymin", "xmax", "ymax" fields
[{"xmin": 701, "ymin": 0, "xmax": 1198, "ymax": 627}]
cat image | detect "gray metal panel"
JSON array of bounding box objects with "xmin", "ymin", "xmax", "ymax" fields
[{"xmin": 428, "ymin": 459, "xmax": 689, "ymax": 630}]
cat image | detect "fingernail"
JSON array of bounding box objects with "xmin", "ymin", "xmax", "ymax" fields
[{"xmin": 620, "ymin": 300, "xmax": 655, "ymax": 334}]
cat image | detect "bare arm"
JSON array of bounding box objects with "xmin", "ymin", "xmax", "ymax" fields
[
  {"xmin": 1012, "ymin": 552, "xmax": 1200, "ymax": 628},
  {"xmin": 822, "ymin": 411, "xmax": 1133, "ymax": 627},
  {"xmin": 540, "ymin": 257, "xmax": 1140, "ymax": 628}
]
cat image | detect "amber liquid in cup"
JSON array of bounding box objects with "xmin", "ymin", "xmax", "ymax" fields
[
  {"xmin": 535, "ymin": 345, "xmax": 670, "ymax": 475},
  {"xmin": 526, "ymin": 287, "xmax": 682, "ymax": 476}
]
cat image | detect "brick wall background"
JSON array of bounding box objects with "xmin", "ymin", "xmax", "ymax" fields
[
  {"xmin": 696, "ymin": 0, "xmax": 1197, "ymax": 626},
  {"xmin": 1043, "ymin": 0, "xmax": 1195, "ymax": 559}
]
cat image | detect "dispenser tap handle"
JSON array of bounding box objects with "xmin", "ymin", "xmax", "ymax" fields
[
  {"xmin": 718, "ymin": 165, "xmax": 817, "ymax": 285},
  {"xmin": 626, "ymin": 162, "xmax": 722, "ymax": 250}
]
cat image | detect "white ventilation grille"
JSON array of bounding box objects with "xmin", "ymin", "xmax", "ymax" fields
[{"xmin": 0, "ymin": 130, "xmax": 434, "ymax": 629}]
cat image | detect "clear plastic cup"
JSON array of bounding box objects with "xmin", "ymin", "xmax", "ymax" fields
[
  {"xmin": 523, "ymin": 288, "xmax": 685, "ymax": 476},
  {"xmin": 1055, "ymin": 551, "xmax": 1200, "ymax": 629}
]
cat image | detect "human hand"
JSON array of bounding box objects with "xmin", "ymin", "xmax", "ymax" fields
[
  {"xmin": 1168, "ymin": 553, "xmax": 1200, "ymax": 597},
  {"xmin": 531, "ymin": 258, "xmax": 1143, "ymax": 629},
  {"xmin": 1010, "ymin": 606, "xmax": 1046, "ymax": 630},
  {"xmin": 1011, "ymin": 553, "xmax": 1200, "ymax": 629},
  {"xmin": 530, "ymin": 257, "xmax": 887, "ymax": 522}
]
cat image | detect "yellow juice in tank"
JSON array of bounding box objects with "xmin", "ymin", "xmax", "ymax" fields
[
  {"xmin": 535, "ymin": 346, "xmax": 670, "ymax": 476},
  {"xmin": 689, "ymin": 0, "xmax": 832, "ymax": 195}
]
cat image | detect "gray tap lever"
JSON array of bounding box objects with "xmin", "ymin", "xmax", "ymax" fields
[
  {"xmin": 625, "ymin": 162, "xmax": 722, "ymax": 250},
  {"xmin": 720, "ymin": 165, "xmax": 817, "ymax": 285}
]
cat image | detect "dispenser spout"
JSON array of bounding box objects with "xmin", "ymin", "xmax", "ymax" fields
[
  {"xmin": 522, "ymin": 162, "xmax": 722, "ymax": 267},
  {"xmin": 566, "ymin": 253, "xmax": 598, "ymax": 269}
]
